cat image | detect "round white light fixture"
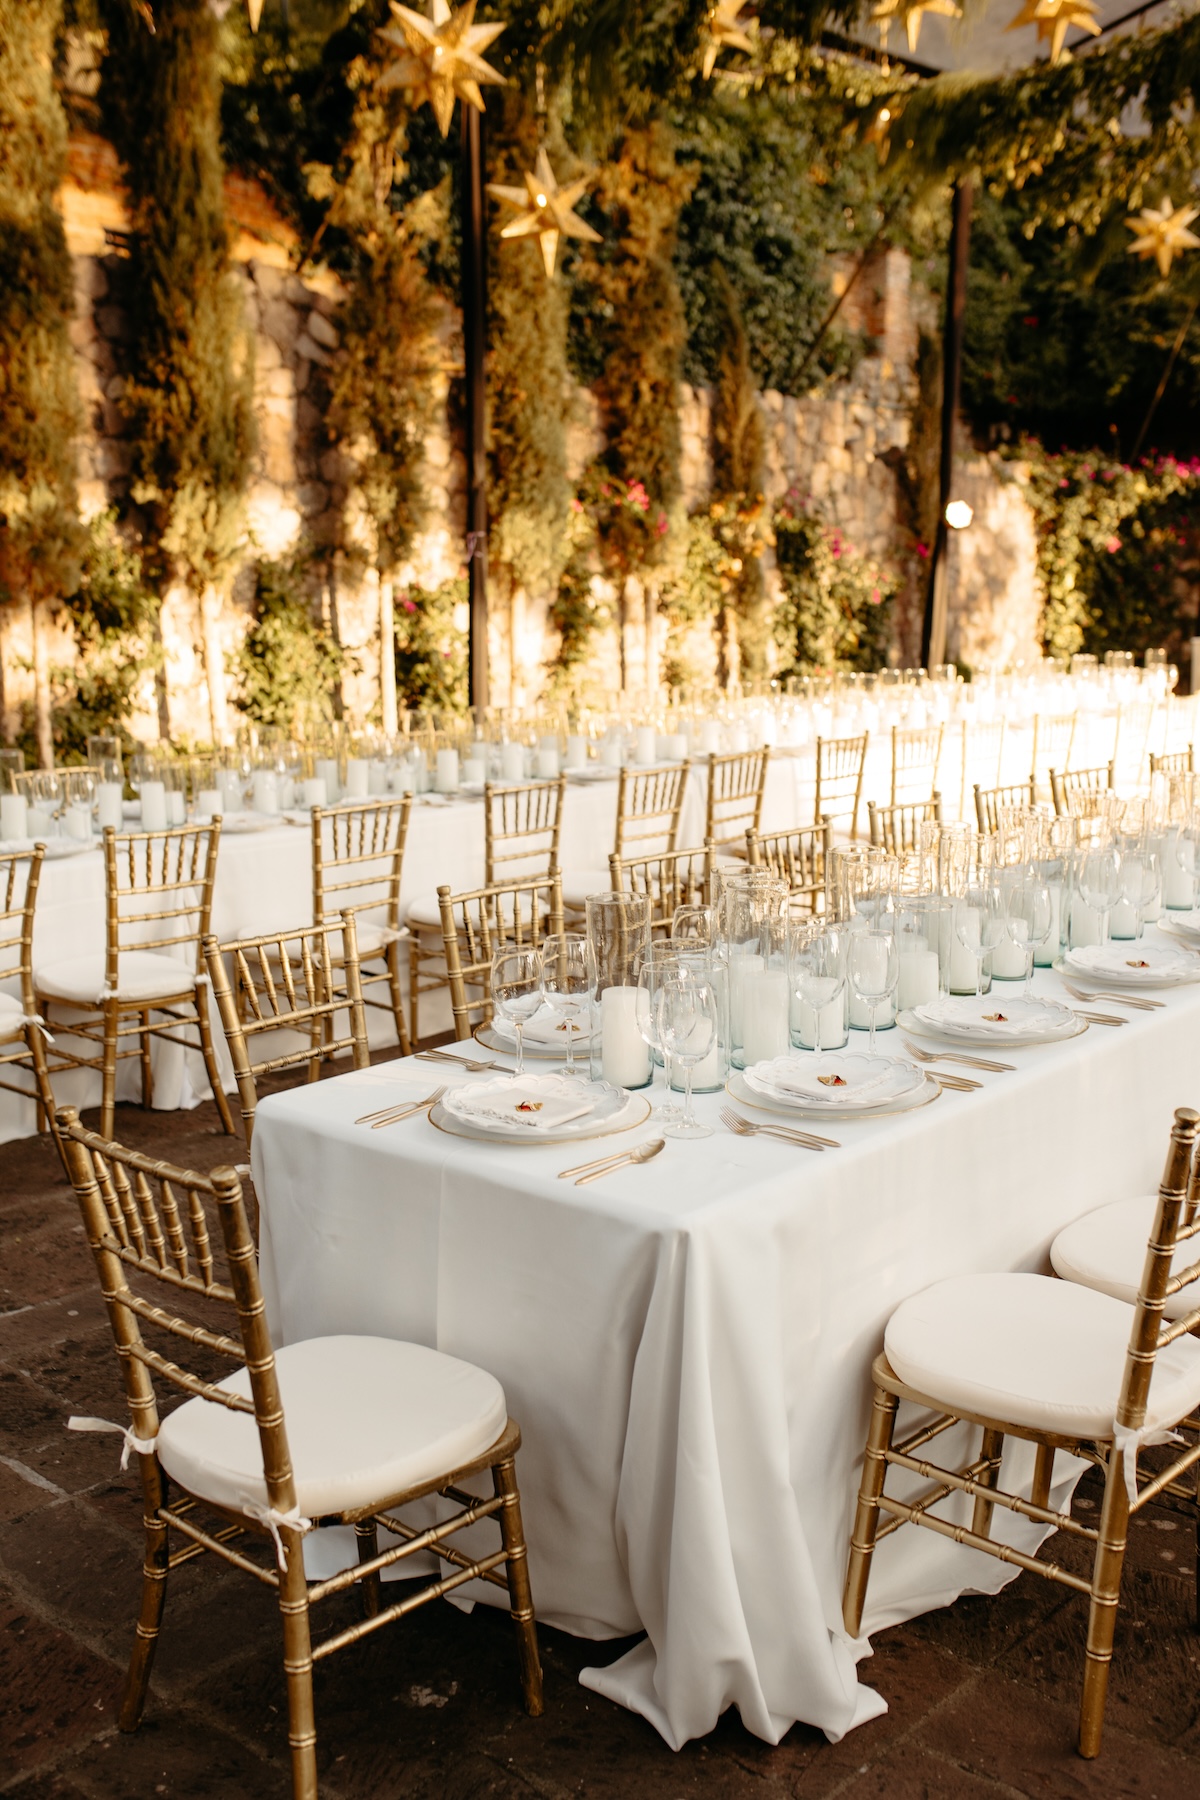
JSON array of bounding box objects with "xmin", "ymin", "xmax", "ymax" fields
[{"xmin": 944, "ymin": 500, "xmax": 974, "ymax": 530}]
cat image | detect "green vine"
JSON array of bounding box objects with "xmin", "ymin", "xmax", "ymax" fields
[
  {"xmin": 233, "ymin": 559, "xmax": 348, "ymax": 736},
  {"xmin": 394, "ymin": 577, "xmax": 469, "ymax": 716},
  {"xmin": 772, "ymin": 488, "xmax": 896, "ymax": 674}
]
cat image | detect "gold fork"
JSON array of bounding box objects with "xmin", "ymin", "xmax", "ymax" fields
[
  {"xmin": 355, "ymin": 1086, "xmax": 445, "ymax": 1127},
  {"xmin": 1061, "ymin": 982, "xmax": 1162, "ymax": 1011},
  {"xmin": 416, "ymin": 1049, "xmax": 514, "ymax": 1071},
  {"xmin": 719, "ymin": 1108, "xmax": 838, "ymax": 1151},
  {"xmin": 901, "ymin": 1038, "xmax": 1015, "ymax": 1074}
]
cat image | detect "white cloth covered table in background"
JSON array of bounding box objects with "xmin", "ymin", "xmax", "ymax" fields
[{"xmin": 251, "ymin": 943, "xmax": 1200, "ymax": 1749}]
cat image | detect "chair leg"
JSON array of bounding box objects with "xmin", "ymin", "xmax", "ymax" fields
[
  {"xmin": 970, "ymin": 1427, "xmax": 1006, "ymax": 1539},
  {"xmin": 100, "ymin": 1000, "xmax": 119, "ymax": 1141},
  {"xmin": 388, "ymin": 942, "xmax": 412, "ymax": 1057},
  {"xmin": 195, "ymin": 984, "xmax": 236, "ymax": 1135},
  {"xmin": 843, "ymin": 1383, "xmax": 899, "ymax": 1638},
  {"xmin": 492, "ymin": 1453, "xmax": 544, "ymax": 1717},
  {"xmin": 407, "ymin": 935, "xmax": 421, "ymax": 1049},
  {"xmin": 139, "ymin": 1009, "xmax": 154, "ymax": 1110},
  {"xmin": 1079, "ymin": 1446, "xmax": 1132, "ymax": 1758},
  {"xmin": 278, "ymin": 1529, "xmax": 319, "ymax": 1800},
  {"xmin": 354, "ymin": 1519, "xmax": 381, "ymax": 1619},
  {"xmin": 1032, "ymin": 1442, "xmax": 1055, "ymax": 1513},
  {"xmin": 119, "ymin": 1503, "xmax": 170, "ymax": 1730}
]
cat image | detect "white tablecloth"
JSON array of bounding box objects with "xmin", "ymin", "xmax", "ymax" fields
[{"xmin": 250, "ymin": 938, "xmax": 1200, "ymax": 1750}]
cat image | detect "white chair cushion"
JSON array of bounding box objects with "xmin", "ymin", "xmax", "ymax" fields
[
  {"xmin": 156, "ymin": 1335, "xmax": 507, "ymax": 1518},
  {"xmin": 560, "ymin": 869, "xmax": 615, "ymax": 909},
  {"xmin": 884, "ymin": 1272, "xmax": 1200, "ymax": 1439},
  {"xmin": 405, "ymin": 892, "xmax": 444, "ymax": 930},
  {"xmin": 35, "ymin": 951, "xmax": 197, "ymax": 1006},
  {"xmin": 1052, "ymin": 1196, "xmax": 1200, "ymax": 1322},
  {"xmin": 0, "ymin": 991, "xmax": 27, "ymax": 1042}
]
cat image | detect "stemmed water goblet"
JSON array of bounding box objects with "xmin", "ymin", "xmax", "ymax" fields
[
  {"xmin": 540, "ymin": 933, "xmax": 595, "ymax": 1077},
  {"xmin": 634, "ymin": 943, "xmax": 684, "ymax": 1123},
  {"xmin": 1116, "ymin": 849, "xmax": 1161, "ymax": 940},
  {"xmin": 653, "ymin": 972, "xmax": 718, "ymax": 1140},
  {"xmin": 490, "ymin": 944, "xmax": 543, "ymax": 1077},
  {"xmin": 1078, "ymin": 843, "xmax": 1120, "ymax": 945},
  {"xmin": 954, "ymin": 877, "xmax": 1005, "ymax": 997},
  {"xmin": 847, "ymin": 930, "xmax": 898, "ymax": 1057},
  {"xmin": 1003, "ymin": 872, "xmax": 1053, "ymax": 1000}
]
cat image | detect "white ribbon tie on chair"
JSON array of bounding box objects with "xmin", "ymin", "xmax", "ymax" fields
[
  {"xmin": 236, "ymin": 1494, "xmax": 313, "ymax": 1569},
  {"xmin": 1111, "ymin": 1420, "xmax": 1184, "ymax": 1505},
  {"xmin": 68, "ymin": 1414, "xmax": 158, "ymax": 1470}
]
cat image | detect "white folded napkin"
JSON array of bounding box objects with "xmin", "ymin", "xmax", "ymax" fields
[
  {"xmin": 914, "ymin": 995, "xmax": 1072, "ymax": 1037},
  {"xmin": 744, "ymin": 1053, "xmax": 904, "ymax": 1106},
  {"xmin": 442, "ymin": 1074, "xmax": 597, "ymax": 1132},
  {"xmin": 492, "ymin": 1003, "xmax": 593, "ymax": 1048}
]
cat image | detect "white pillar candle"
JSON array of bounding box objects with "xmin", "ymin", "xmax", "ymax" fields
[
  {"xmin": 26, "ymin": 805, "xmax": 57, "ymax": 839},
  {"xmin": 0, "ymin": 792, "xmax": 28, "ymax": 840},
  {"xmin": 1109, "ymin": 899, "xmax": 1138, "ymax": 939},
  {"xmin": 345, "ymin": 757, "xmax": 369, "ymax": 798},
  {"xmin": 740, "ymin": 968, "xmax": 791, "ymax": 1067},
  {"xmin": 167, "ymin": 789, "xmax": 186, "ymax": 825},
  {"xmin": 218, "ymin": 770, "xmax": 244, "ymax": 812},
  {"xmin": 462, "ymin": 756, "xmax": 485, "ymax": 786},
  {"xmin": 300, "ymin": 778, "xmax": 326, "ymax": 809},
  {"xmin": 600, "ymin": 736, "xmax": 623, "ymax": 768},
  {"xmin": 990, "ymin": 937, "xmax": 1027, "ymax": 979},
  {"xmin": 897, "ymin": 947, "xmax": 940, "ymax": 1009},
  {"xmin": 791, "ymin": 993, "xmax": 847, "ymax": 1051},
  {"xmin": 198, "ymin": 787, "xmax": 224, "ymax": 817},
  {"xmin": 536, "ymin": 747, "xmax": 560, "ymax": 779},
  {"xmin": 97, "ymin": 782, "xmax": 123, "ymax": 831},
  {"xmin": 64, "ymin": 802, "xmax": 92, "ymax": 841},
  {"xmin": 671, "ymin": 1038, "xmax": 722, "ymax": 1091},
  {"xmin": 730, "ymin": 727, "xmax": 750, "ymax": 752},
  {"xmin": 316, "ymin": 758, "xmax": 340, "ymax": 803},
  {"xmin": 278, "ymin": 776, "xmax": 296, "ymax": 810},
  {"xmin": 728, "ymin": 951, "xmax": 764, "ymax": 1046},
  {"xmin": 139, "ymin": 781, "xmax": 167, "ymax": 831},
  {"xmin": 1069, "ymin": 896, "xmax": 1102, "ymax": 948},
  {"xmin": 501, "ymin": 743, "xmax": 526, "ymax": 783},
  {"xmin": 252, "ymin": 771, "xmax": 280, "ymax": 815},
  {"xmin": 600, "ymin": 986, "xmax": 651, "ymax": 1088},
  {"xmin": 367, "ymin": 760, "xmax": 389, "ymax": 796},
  {"xmin": 1033, "ymin": 883, "xmax": 1061, "ymax": 967},
  {"xmin": 635, "ymin": 726, "xmax": 657, "ymax": 766},
  {"xmin": 1164, "ymin": 833, "xmax": 1195, "ymax": 908},
  {"xmin": 565, "ymin": 735, "xmax": 587, "ymax": 771},
  {"xmin": 699, "ymin": 721, "xmax": 722, "ymax": 754},
  {"xmin": 849, "ymin": 934, "xmax": 896, "ymax": 1027},
  {"xmin": 949, "ymin": 906, "xmax": 981, "ymax": 994},
  {"xmin": 539, "ymin": 733, "xmax": 559, "ymax": 753},
  {"xmin": 436, "ymin": 749, "xmax": 460, "ymax": 793}
]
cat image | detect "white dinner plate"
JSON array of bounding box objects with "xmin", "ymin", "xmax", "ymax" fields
[
  {"xmin": 912, "ymin": 994, "xmax": 1077, "ymax": 1042},
  {"xmin": 567, "ymin": 766, "xmax": 618, "ymax": 783},
  {"xmin": 429, "ymin": 1088, "xmax": 649, "ymax": 1145},
  {"xmin": 214, "ymin": 813, "xmax": 279, "ymax": 834},
  {"xmin": 1157, "ymin": 914, "xmax": 1200, "ymax": 950},
  {"xmin": 1056, "ymin": 943, "xmax": 1200, "ymax": 989},
  {"xmin": 727, "ymin": 1066, "xmax": 941, "ymax": 1121},
  {"xmin": 897, "ymin": 1006, "xmax": 1088, "ymax": 1049},
  {"xmin": 488, "ymin": 1004, "xmax": 594, "ymax": 1053},
  {"xmin": 441, "ymin": 1073, "xmax": 626, "ymax": 1139},
  {"xmin": 741, "ymin": 1051, "xmax": 925, "ymax": 1111},
  {"xmin": 474, "ymin": 1020, "xmax": 578, "ymax": 1061}
]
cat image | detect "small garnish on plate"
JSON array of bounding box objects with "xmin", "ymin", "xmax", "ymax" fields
[
  {"xmin": 817, "ymin": 1073, "xmax": 848, "ymax": 1087},
  {"xmin": 982, "ymin": 1012, "xmax": 1008, "ymax": 1023},
  {"xmin": 1125, "ymin": 959, "xmax": 1150, "ymax": 969},
  {"xmin": 515, "ymin": 1100, "xmax": 543, "ymax": 1113}
]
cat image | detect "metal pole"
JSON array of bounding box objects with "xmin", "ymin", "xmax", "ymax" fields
[
  {"xmin": 922, "ymin": 177, "xmax": 972, "ymax": 672},
  {"xmin": 461, "ymin": 103, "xmax": 489, "ymax": 715}
]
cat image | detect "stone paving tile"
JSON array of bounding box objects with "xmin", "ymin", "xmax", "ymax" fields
[{"xmin": 0, "ymin": 1589, "xmax": 123, "ymax": 1778}]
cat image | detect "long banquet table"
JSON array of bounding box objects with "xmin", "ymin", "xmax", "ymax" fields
[{"xmin": 250, "ymin": 935, "xmax": 1200, "ymax": 1749}]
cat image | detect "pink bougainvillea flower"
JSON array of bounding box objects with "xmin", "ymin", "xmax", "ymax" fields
[
  {"xmin": 655, "ymin": 514, "xmax": 669, "ymax": 537},
  {"xmin": 1105, "ymin": 537, "xmax": 1121, "ymax": 554},
  {"xmin": 570, "ymin": 497, "xmax": 583, "ymax": 513},
  {"xmin": 402, "ymin": 598, "xmax": 417, "ymax": 613},
  {"xmin": 915, "ymin": 541, "xmax": 929, "ymax": 559}
]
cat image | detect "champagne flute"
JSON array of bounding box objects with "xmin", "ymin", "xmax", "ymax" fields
[
  {"xmin": 540, "ymin": 933, "xmax": 595, "ymax": 1076},
  {"xmin": 490, "ymin": 945, "xmax": 543, "ymax": 1077},
  {"xmin": 653, "ymin": 973, "xmax": 718, "ymax": 1140},
  {"xmin": 847, "ymin": 930, "xmax": 898, "ymax": 1057}
]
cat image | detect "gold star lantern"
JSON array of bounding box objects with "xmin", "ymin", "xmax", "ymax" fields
[
  {"xmin": 701, "ymin": 0, "xmax": 756, "ymax": 79},
  {"xmin": 872, "ymin": 0, "xmax": 961, "ymax": 54},
  {"xmin": 1005, "ymin": 0, "xmax": 1100, "ymax": 65},
  {"xmin": 487, "ymin": 147, "xmax": 601, "ymax": 279},
  {"xmin": 378, "ymin": 0, "xmax": 506, "ymax": 138},
  {"xmin": 1125, "ymin": 197, "xmax": 1200, "ymax": 280}
]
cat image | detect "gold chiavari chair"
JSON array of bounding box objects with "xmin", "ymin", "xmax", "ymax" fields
[
  {"xmin": 815, "ymin": 733, "xmax": 869, "ymax": 841},
  {"xmin": 1112, "ymin": 701, "xmax": 1157, "ymax": 790},
  {"xmin": 1150, "ymin": 746, "xmax": 1194, "ymax": 777},
  {"xmin": 1050, "ymin": 763, "xmax": 1115, "ymax": 820},
  {"xmin": 705, "ymin": 747, "xmax": 769, "ymax": 858},
  {"xmin": 562, "ymin": 761, "xmax": 692, "ymax": 911},
  {"xmin": 868, "ymin": 795, "xmax": 943, "ymax": 854},
  {"xmin": 203, "ymin": 917, "xmax": 370, "ymax": 1146},
  {"xmin": 843, "ymin": 1105, "xmax": 1200, "ymax": 1760},
  {"xmin": 312, "ymin": 796, "xmax": 411, "ymax": 1055},
  {"xmin": 1031, "ymin": 711, "xmax": 1077, "ymax": 798},
  {"xmin": 974, "ymin": 779, "xmax": 1037, "ymax": 835},
  {"xmin": 890, "ymin": 725, "xmax": 943, "ymax": 807},
  {"xmin": 0, "ymin": 847, "xmax": 59, "ymax": 1149},
  {"xmin": 57, "ymin": 1106, "xmax": 542, "ymax": 1800},
  {"xmin": 745, "ymin": 821, "xmax": 830, "ymax": 913},
  {"xmin": 608, "ymin": 842, "xmax": 715, "ymax": 930},
  {"xmin": 406, "ymin": 779, "xmax": 565, "ymax": 1046},
  {"xmin": 438, "ymin": 873, "xmax": 564, "ymax": 1040},
  {"xmin": 35, "ymin": 823, "xmax": 232, "ymax": 1141},
  {"xmin": 956, "ymin": 718, "xmax": 1006, "ymax": 824}
]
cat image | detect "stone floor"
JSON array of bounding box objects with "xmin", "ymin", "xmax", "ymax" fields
[{"xmin": 3, "ymin": 1094, "xmax": 1200, "ymax": 1800}]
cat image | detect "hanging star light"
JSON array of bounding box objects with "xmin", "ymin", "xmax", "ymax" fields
[
  {"xmin": 1125, "ymin": 196, "xmax": 1200, "ymax": 279},
  {"xmin": 701, "ymin": 0, "xmax": 756, "ymax": 79},
  {"xmin": 378, "ymin": 0, "xmax": 506, "ymax": 138},
  {"xmin": 486, "ymin": 147, "xmax": 601, "ymax": 278},
  {"xmin": 1005, "ymin": 0, "xmax": 1100, "ymax": 65},
  {"xmin": 871, "ymin": 0, "xmax": 961, "ymax": 54}
]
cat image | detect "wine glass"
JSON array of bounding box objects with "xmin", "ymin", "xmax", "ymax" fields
[
  {"xmin": 847, "ymin": 930, "xmax": 898, "ymax": 1057},
  {"xmin": 789, "ymin": 920, "xmax": 845, "ymax": 1054},
  {"xmin": 540, "ymin": 933, "xmax": 594, "ymax": 1076},
  {"xmin": 634, "ymin": 943, "xmax": 683, "ymax": 1123},
  {"xmin": 954, "ymin": 878, "xmax": 1004, "ymax": 998},
  {"xmin": 1004, "ymin": 873, "xmax": 1053, "ymax": 1000},
  {"xmin": 1079, "ymin": 844, "xmax": 1120, "ymax": 945},
  {"xmin": 1117, "ymin": 849, "xmax": 1161, "ymax": 940},
  {"xmin": 671, "ymin": 904, "xmax": 713, "ymax": 946},
  {"xmin": 490, "ymin": 944, "xmax": 543, "ymax": 1077},
  {"xmin": 653, "ymin": 973, "xmax": 718, "ymax": 1139}
]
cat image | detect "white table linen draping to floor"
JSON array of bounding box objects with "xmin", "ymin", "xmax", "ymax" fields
[{"xmin": 250, "ymin": 939, "xmax": 1200, "ymax": 1750}]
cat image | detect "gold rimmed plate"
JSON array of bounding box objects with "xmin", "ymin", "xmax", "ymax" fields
[
  {"xmin": 726, "ymin": 1068, "xmax": 941, "ymax": 1121},
  {"xmin": 472, "ymin": 1020, "xmax": 593, "ymax": 1061},
  {"xmin": 428, "ymin": 1091, "xmax": 651, "ymax": 1146},
  {"xmin": 897, "ymin": 1006, "xmax": 1087, "ymax": 1050}
]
